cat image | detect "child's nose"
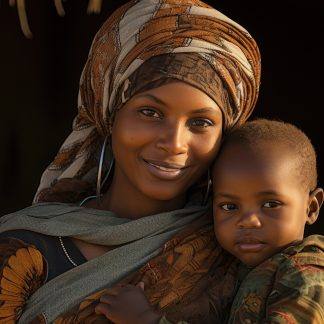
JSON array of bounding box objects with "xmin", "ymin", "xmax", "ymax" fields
[{"xmin": 237, "ymin": 211, "xmax": 262, "ymax": 228}]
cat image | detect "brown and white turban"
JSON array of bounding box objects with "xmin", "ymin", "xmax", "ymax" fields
[{"xmin": 34, "ymin": 0, "xmax": 261, "ymax": 202}]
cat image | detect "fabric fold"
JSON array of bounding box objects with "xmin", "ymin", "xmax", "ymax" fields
[{"xmin": 0, "ymin": 202, "xmax": 208, "ymax": 322}]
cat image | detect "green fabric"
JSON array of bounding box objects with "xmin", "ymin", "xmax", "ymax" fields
[
  {"xmin": 228, "ymin": 235, "xmax": 324, "ymax": 323},
  {"xmin": 0, "ymin": 202, "xmax": 208, "ymax": 323}
]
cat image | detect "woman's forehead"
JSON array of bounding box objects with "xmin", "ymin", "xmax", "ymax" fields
[{"xmin": 131, "ymin": 81, "xmax": 221, "ymax": 111}]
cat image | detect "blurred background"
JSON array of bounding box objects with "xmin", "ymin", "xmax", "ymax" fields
[{"xmin": 0, "ymin": 0, "xmax": 323, "ymax": 234}]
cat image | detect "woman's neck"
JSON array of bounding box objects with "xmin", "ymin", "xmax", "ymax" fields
[{"xmin": 88, "ymin": 171, "xmax": 186, "ymax": 219}]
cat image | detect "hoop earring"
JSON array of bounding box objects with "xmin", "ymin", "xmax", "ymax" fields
[
  {"xmin": 202, "ymin": 169, "xmax": 211, "ymax": 206},
  {"xmin": 96, "ymin": 136, "xmax": 114, "ymax": 204}
]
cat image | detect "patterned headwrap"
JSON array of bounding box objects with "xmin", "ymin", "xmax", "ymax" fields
[{"xmin": 34, "ymin": 0, "xmax": 261, "ymax": 202}]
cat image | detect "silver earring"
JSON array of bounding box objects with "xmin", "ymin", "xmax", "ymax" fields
[
  {"xmin": 202, "ymin": 169, "xmax": 211, "ymax": 206},
  {"xmin": 96, "ymin": 136, "xmax": 114, "ymax": 204}
]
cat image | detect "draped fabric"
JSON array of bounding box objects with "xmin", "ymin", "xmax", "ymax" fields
[
  {"xmin": 0, "ymin": 211, "xmax": 239, "ymax": 324},
  {"xmin": 0, "ymin": 202, "xmax": 209, "ymax": 322},
  {"xmin": 34, "ymin": 0, "xmax": 261, "ymax": 203}
]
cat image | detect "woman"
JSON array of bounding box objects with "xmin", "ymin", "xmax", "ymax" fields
[{"xmin": 0, "ymin": 0, "xmax": 260, "ymax": 322}]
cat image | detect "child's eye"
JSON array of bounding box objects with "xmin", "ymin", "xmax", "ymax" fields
[
  {"xmin": 263, "ymin": 201, "xmax": 282, "ymax": 208},
  {"xmin": 189, "ymin": 118, "xmax": 214, "ymax": 128},
  {"xmin": 139, "ymin": 108, "xmax": 162, "ymax": 119},
  {"xmin": 220, "ymin": 203, "xmax": 238, "ymax": 211}
]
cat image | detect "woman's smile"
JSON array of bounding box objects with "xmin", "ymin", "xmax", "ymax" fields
[{"xmin": 142, "ymin": 158, "xmax": 189, "ymax": 180}]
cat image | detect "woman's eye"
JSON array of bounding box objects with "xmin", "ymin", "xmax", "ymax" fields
[
  {"xmin": 220, "ymin": 203, "xmax": 238, "ymax": 211},
  {"xmin": 189, "ymin": 118, "xmax": 214, "ymax": 128},
  {"xmin": 263, "ymin": 201, "xmax": 282, "ymax": 208},
  {"xmin": 139, "ymin": 108, "xmax": 161, "ymax": 119}
]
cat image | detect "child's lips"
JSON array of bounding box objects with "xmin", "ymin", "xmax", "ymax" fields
[{"xmin": 235, "ymin": 237, "xmax": 266, "ymax": 252}]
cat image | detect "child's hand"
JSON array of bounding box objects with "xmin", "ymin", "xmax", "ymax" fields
[{"xmin": 95, "ymin": 282, "xmax": 161, "ymax": 324}]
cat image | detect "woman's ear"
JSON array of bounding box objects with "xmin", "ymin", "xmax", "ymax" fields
[{"xmin": 307, "ymin": 187, "xmax": 324, "ymax": 225}]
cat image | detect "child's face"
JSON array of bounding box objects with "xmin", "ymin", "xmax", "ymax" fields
[{"xmin": 212, "ymin": 142, "xmax": 311, "ymax": 267}]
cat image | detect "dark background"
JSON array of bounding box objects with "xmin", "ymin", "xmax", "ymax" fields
[{"xmin": 0, "ymin": 0, "xmax": 323, "ymax": 234}]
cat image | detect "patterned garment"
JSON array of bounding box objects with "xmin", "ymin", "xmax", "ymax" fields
[
  {"xmin": 0, "ymin": 217, "xmax": 239, "ymax": 323},
  {"xmin": 34, "ymin": 0, "xmax": 261, "ymax": 203},
  {"xmin": 154, "ymin": 235, "xmax": 324, "ymax": 324},
  {"xmin": 227, "ymin": 235, "xmax": 324, "ymax": 324},
  {"xmin": 0, "ymin": 238, "xmax": 47, "ymax": 323}
]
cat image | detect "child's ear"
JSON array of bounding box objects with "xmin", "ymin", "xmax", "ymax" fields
[{"xmin": 307, "ymin": 188, "xmax": 324, "ymax": 225}]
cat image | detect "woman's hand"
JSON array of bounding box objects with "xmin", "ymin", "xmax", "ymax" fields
[{"xmin": 95, "ymin": 282, "xmax": 162, "ymax": 324}]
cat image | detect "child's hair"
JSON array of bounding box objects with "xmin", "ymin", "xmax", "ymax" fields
[{"xmin": 222, "ymin": 119, "xmax": 318, "ymax": 191}]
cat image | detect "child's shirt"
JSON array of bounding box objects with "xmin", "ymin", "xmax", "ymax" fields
[{"xmin": 227, "ymin": 234, "xmax": 324, "ymax": 324}]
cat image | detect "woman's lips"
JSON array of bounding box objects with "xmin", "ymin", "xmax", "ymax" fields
[{"xmin": 142, "ymin": 158, "xmax": 188, "ymax": 180}]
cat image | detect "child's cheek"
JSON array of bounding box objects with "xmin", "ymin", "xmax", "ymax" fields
[{"xmin": 213, "ymin": 213, "xmax": 233, "ymax": 248}]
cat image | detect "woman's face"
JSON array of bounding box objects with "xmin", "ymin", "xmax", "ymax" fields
[{"xmin": 111, "ymin": 81, "xmax": 223, "ymax": 202}]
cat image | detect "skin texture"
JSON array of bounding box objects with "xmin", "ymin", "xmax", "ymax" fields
[
  {"xmin": 94, "ymin": 81, "xmax": 223, "ymax": 219},
  {"xmin": 213, "ymin": 142, "xmax": 323, "ymax": 267}
]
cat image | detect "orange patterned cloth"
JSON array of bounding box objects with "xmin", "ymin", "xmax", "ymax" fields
[
  {"xmin": 0, "ymin": 217, "xmax": 239, "ymax": 323},
  {"xmin": 53, "ymin": 220, "xmax": 239, "ymax": 323},
  {"xmin": 0, "ymin": 238, "xmax": 47, "ymax": 323}
]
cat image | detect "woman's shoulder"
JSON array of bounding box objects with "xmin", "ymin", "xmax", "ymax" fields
[
  {"xmin": 0, "ymin": 230, "xmax": 86, "ymax": 280},
  {"xmin": 0, "ymin": 230, "xmax": 87, "ymax": 322},
  {"xmin": 0, "ymin": 229, "xmax": 57, "ymax": 251}
]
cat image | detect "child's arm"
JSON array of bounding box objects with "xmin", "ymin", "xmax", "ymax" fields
[
  {"xmin": 95, "ymin": 282, "xmax": 161, "ymax": 324},
  {"xmin": 95, "ymin": 282, "xmax": 189, "ymax": 324},
  {"xmin": 94, "ymin": 282, "xmax": 173, "ymax": 324}
]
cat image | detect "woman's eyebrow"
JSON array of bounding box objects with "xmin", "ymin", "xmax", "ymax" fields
[
  {"xmin": 135, "ymin": 95, "xmax": 219, "ymax": 114},
  {"xmin": 191, "ymin": 107, "xmax": 219, "ymax": 114},
  {"xmin": 134, "ymin": 94, "xmax": 166, "ymax": 106}
]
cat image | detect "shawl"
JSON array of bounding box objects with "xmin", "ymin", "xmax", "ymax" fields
[{"xmin": 0, "ymin": 203, "xmax": 208, "ymax": 322}]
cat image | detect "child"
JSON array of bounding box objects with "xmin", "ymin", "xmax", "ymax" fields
[
  {"xmin": 95, "ymin": 119, "xmax": 324, "ymax": 323},
  {"xmin": 212, "ymin": 119, "xmax": 324, "ymax": 323}
]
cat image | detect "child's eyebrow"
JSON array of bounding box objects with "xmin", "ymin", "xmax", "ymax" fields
[
  {"xmin": 213, "ymin": 193, "xmax": 239, "ymax": 199},
  {"xmin": 256, "ymin": 190, "xmax": 281, "ymax": 196}
]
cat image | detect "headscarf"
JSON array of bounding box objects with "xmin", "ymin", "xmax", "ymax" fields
[{"xmin": 34, "ymin": 0, "xmax": 261, "ymax": 203}]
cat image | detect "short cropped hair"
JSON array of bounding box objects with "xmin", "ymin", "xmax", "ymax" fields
[{"xmin": 222, "ymin": 119, "xmax": 318, "ymax": 191}]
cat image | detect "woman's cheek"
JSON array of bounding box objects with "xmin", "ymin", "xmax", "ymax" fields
[
  {"xmin": 112, "ymin": 118, "xmax": 157, "ymax": 151},
  {"xmin": 195, "ymin": 127, "xmax": 222, "ymax": 158}
]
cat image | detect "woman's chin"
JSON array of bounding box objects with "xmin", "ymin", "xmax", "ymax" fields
[{"xmin": 139, "ymin": 183, "xmax": 186, "ymax": 203}]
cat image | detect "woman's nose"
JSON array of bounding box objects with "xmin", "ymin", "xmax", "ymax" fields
[
  {"xmin": 156, "ymin": 121, "xmax": 189, "ymax": 155},
  {"xmin": 237, "ymin": 211, "xmax": 262, "ymax": 228}
]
